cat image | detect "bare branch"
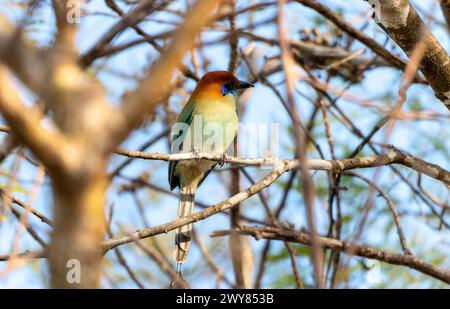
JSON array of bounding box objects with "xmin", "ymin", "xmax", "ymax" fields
[
  {"xmin": 102, "ymin": 162, "xmax": 290, "ymax": 252},
  {"xmin": 211, "ymin": 226, "xmax": 450, "ymax": 284},
  {"xmin": 104, "ymin": 145, "xmax": 450, "ymax": 255},
  {"xmin": 440, "ymin": 0, "xmax": 450, "ymax": 33},
  {"xmin": 0, "ymin": 251, "xmax": 45, "ymax": 262},
  {"xmin": 0, "ymin": 15, "xmax": 50, "ymax": 96},
  {"xmin": 0, "ymin": 66, "xmax": 72, "ymax": 175},
  {"xmin": 81, "ymin": 0, "xmax": 169, "ymax": 67},
  {"xmin": 0, "ymin": 189, "xmax": 53, "ymax": 227},
  {"xmin": 294, "ymin": 0, "xmax": 410, "ymax": 72},
  {"xmin": 115, "ymin": 147, "xmax": 450, "ymax": 186},
  {"xmin": 344, "ymin": 172, "xmax": 412, "ymax": 255},
  {"xmin": 371, "ymin": 0, "xmax": 450, "ymax": 110}
]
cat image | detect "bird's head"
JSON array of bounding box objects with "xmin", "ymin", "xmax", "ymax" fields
[{"xmin": 191, "ymin": 71, "xmax": 254, "ymax": 101}]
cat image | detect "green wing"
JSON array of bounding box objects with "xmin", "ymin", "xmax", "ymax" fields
[{"xmin": 168, "ymin": 101, "xmax": 196, "ymax": 190}]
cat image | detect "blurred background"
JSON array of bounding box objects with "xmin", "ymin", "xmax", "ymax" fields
[{"xmin": 0, "ymin": 0, "xmax": 449, "ymax": 288}]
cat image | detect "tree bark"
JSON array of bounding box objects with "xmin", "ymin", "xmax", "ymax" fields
[
  {"xmin": 48, "ymin": 165, "xmax": 107, "ymax": 288},
  {"xmin": 374, "ymin": 0, "xmax": 450, "ymax": 110}
]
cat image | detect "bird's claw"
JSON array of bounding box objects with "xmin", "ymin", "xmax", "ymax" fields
[
  {"xmin": 193, "ymin": 147, "xmax": 200, "ymax": 160},
  {"xmin": 219, "ymin": 152, "xmax": 228, "ymax": 167}
]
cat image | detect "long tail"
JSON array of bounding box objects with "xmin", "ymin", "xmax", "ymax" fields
[{"xmin": 175, "ymin": 184, "xmax": 196, "ymax": 265}]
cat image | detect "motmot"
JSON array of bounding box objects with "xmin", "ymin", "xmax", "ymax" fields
[{"xmin": 168, "ymin": 71, "xmax": 253, "ymax": 266}]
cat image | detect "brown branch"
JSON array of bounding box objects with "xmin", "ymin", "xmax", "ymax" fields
[
  {"xmin": 10, "ymin": 207, "xmax": 46, "ymax": 248},
  {"xmin": 192, "ymin": 229, "xmax": 236, "ymax": 288},
  {"xmin": 211, "ymin": 226, "xmax": 450, "ymax": 284},
  {"xmin": 134, "ymin": 240, "xmax": 189, "ymax": 289},
  {"xmin": 102, "ymin": 162, "xmax": 290, "ymax": 252},
  {"xmin": 294, "ymin": 0, "xmax": 409, "ymax": 72},
  {"xmin": 112, "ymin": 246, "xmax": 145, "ymax": 289},
  {"xmin": 106, "ymin": 219, "xmax": 145, "ymax": 289},
  {"xmin": 255, "ymin": 171, "xmax": 297, "ymax": 288},
  {"xmin": 0, "ymin": 250, "xmax": 45, "ymax": 261},
  {"xmin": 227, "ymin": 0, "xmax": 238, "ymax": 73},
  {"xmin": 0, "ymin": 16, "xmax": 50, "ymax": 96},
  {"xmin": 105, "ymin": 145, "xmax": 450, "ymax": 256},
  {"xmin": 101, "ymin": 0, "xmax": 199, "ymax": 82},
  {"xmin": 109, "ymin": 128, "xmax": 170, "ymax": 178},
  {"xmin": 417, "ymin": 175, "xmax": 450, "ymax": 212},
  {"xmin": 115, "ymin": 147, "xmax": 450, "ymax": 186},
  {"xmin": 0, "ymin": 66, "xmax": 71, "ymax": 176},
  {"xmin": 239, "ymin": 31, "xmax": 392, "ymax": 70},
  {"xmin": 119, "ymin": 175, "xmax": 267, "ymax": 226},
  {"xmin": 0, "ymin": 189, "xmax": 53, "ymax": 227},
  {"xmin": 278, "ymin": 0, "xmax": 323, "ymax": 288},
  {"xmin": 80, "ymin": 0, "xmax": 169, "ymax": 67},
  {"xmin": 51, "ymin": 0, "xmax": 78, "ymax": 50},
  {"xmin": 285, "ymin": 242, "xmax": 304, "ymax": 288},
  {"xmin": 0, "ymin": 133, "xmax": 18, "ymax": 164},
  {"xmin": 440, "ymin": 0, "xmax": 450, "ymax": 33},
  {"xmin": 344, "ymin": 172, "xmax": 412, "ymax": 255},
  {"xmin": 371, "ymin": 0, "xmax": 450, "ymax": 110}
]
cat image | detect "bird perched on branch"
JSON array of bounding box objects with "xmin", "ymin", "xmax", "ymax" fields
[{"xmin": 168, "ymin": 71, "xmax": 253, "ymax": 268}]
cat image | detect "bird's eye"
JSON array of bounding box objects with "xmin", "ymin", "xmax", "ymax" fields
[{"xmin": 221, "ymin": 81, "xmax": 236, "ymax": 96}]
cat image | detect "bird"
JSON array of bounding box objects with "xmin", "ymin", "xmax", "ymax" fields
[{"xmin": 168, "ymin": 71, "xmax": 253, "ymax": 267}]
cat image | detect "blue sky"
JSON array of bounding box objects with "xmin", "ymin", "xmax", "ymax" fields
[{"xmin": 0, "ymin": 0, "xmax": 449, "ymax": 288}]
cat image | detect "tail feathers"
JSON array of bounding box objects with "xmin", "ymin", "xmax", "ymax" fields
[{"xmin": 175, "ymin": 186, "xmax": 196, "ymax": 264}]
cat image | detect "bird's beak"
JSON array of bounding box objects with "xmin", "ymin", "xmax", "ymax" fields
[{"xmin": 237, "ymin": 80, "xmax": 254, "ymax": 89}]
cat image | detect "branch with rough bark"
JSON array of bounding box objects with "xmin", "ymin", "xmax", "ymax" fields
[
  {"xmin": 3, "ymin": 147, "xmax": 448, "ymax": 285},
  {"xmin": 102, "ymin": 162, "xmax": 290, "ymax": 252},
  {"xmin": 294, "ymin": 0, "xmax": 409, "ymax": 72},
  {"xmin": 80, "ymin": 0, "xmax": 170, "ymax": 67},
  {"xmin": 440, "ymin": 1, "xmax": 450, "ymax": 33},
  {"xmin": 0, "ymin": 189, "xmax": 53, "ymax": 227},
  {"xmin": 0, "ymin": 66, "xmax": 71, "ymax": 175},
  {"xmin": 105, "ymin": 146, "xmax": 450, "ymax": 250},
  {"xmin": 115, "ymin": 145, "xmax": 450, "ymax": 186},
  {"xmin": 0, "ymin": 16, "xmax": 50, "ymax": 96},
  {"xmin": 369, "ymin": 0, "xmax": 450, "ymax": 110},
  {"xmin": 210, "ymin": 226, "xmax": 450, "ymax": 285}
]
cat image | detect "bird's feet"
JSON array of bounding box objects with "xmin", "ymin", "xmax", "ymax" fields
[
  {"xmin": 219, "ymin": 152, "xmax": 228, "ymax": 167},
  {"xmin": 193, "ymin": 147, "xmax": 200, "ymax": 161}
]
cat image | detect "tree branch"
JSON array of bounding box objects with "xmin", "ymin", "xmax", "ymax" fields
[
  {"xmin": 440, "ymin": 0, "xmax": 450, "ymax": 33},
  {"xmin": 210, "ymin": 226, "xmax": 450, "ymax": 285},
  {"xmin": 0, "ymin": 189, "xmax": 53, "ymax": 227},
  {"xmin": 0, "ymin": 15, "xmax": 50, "ymax": 96},
  {"xmin": 102, "ymin": 161, "xmax": 290, "ymax": 252},
  {"xmin": 0, "ymin": 250, "xmax": 45, "ymax": 261},
  {"xmin": 0, "ymin": 66, "xmax": 72, "ymax": 175},
  {"xmin": 115, "ymin": 145, "xmax": 450, "ymax": 186},
  {"xmin": 371, "ymin": 0, "xmax": 450, "ymax": 110},
  {"xmin": 80, "ymin": 0, "xmax": 169, "ymax": 67},
  {"xmin": 294, "ymin": 0, "xmax": 410, "ymax": 72},
  {"xmin": 104, "ymin": 145, "xmax": 450, "ymax": 254}
]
